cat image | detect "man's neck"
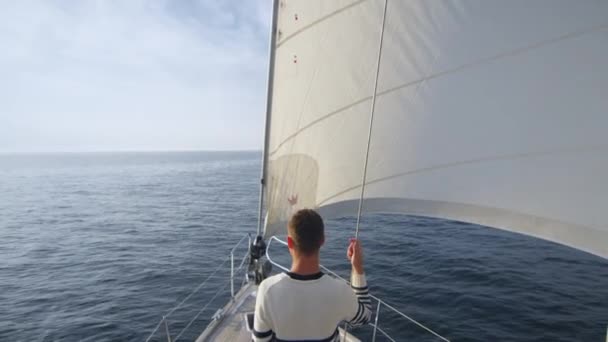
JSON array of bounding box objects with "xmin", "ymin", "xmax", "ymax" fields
[{"xmin": 290, "ymin": 253, "xmax": 321, "ymax": 275}]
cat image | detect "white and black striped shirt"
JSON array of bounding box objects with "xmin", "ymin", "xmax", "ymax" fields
[{"xmin": 252, "ymin": 271, "xmax": 372, "ymax": 341}]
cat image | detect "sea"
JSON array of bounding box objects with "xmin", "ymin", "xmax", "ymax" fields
[{"xmin": 1, "ymin": 151, "xmax": 606, "ymax": 342}]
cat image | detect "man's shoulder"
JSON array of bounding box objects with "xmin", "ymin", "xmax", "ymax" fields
[
  {"xmin": 258, "ymin": 272, "xmax": 350, "ymax": 293},
  {"xmin": 322, "ymin": 274, "xmax": 352, "ymax": 291},
  {"xmin": 258, "ymin": 273, "xmax": 288, "ymax": 293}
]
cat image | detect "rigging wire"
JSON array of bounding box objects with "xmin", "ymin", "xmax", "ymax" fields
[
  {"xmin": 355, "ymin": 0, "xmax": 389, "ymax": 239},
  {"xmin": 143, "ymin": 256, "xmax": 230, "ymax": 342}
]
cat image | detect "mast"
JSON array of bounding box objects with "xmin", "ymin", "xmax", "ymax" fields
[{"xmin": 256, "ymin": 0, "xmax": 280, "ymax": 237}]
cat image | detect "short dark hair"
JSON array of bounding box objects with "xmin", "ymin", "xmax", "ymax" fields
[{"xmin": 288, "ymin": 209, "xmax": 324, "ymax": 255}]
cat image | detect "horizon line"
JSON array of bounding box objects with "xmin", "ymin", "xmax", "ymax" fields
[{"xmin": 0, "ymin": 149, "xmax": 263, "ymax": 155}]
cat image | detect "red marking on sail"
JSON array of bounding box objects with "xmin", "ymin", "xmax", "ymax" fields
[{"xmin": 288, "ymin": 194, "xmax": 298, "ymax": 206}]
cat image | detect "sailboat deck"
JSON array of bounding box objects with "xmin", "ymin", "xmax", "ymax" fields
[{"xmin": 195, "ymin": 282, "xmax": 257, "ymax": 342}]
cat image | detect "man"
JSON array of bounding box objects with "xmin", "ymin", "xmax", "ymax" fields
[{"xmin": 252, "ymin": 209, "xmax": 372, "ymax": 341}]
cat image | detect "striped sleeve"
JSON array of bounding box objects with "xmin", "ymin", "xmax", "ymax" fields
[
  {"xmin": 346, "ymin": 272, "xmax": 372, "ymax": 326},
  {"xmin": 252, "ymin": 283, "xmax": 274, "ymax": 342}
]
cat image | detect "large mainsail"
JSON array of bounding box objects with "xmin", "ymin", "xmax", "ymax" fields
[{"xmin": 261, "ymin": 0, "xmax": 608, "ymax": 259}]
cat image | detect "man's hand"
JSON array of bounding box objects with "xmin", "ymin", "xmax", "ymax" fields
[{"xmin": 347, "ymin": 238, "xmax": 364, "ymax": 274}]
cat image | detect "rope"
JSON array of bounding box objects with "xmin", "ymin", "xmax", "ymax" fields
[
  {"xmin": 370, "ymin": 324, "xmax": 397, "ymax": 342},
  {"xmin": 354, "ymin": 0, "xmax": 389, "ymax": 239},
  {"xmin": 173, "ymin": 254, "xmax": 251, "ymax": 341},
  {"xmin": 144, "ymin": 256, "xmax": 230, "ymax": 342},
  {"xmin": 380, "ymin": 300, "xmax": 450, "ymax": 342},
  {"xmin": 173, "ymin": 282, "xmax": 230, "ymax": 342},
  {"xmin": 173, "ymin": 251, "xmax": 251, "ymax": 341}
]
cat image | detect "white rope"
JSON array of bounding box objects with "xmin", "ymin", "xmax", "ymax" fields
[
  {"xmin": 173, "ymin": 282, "xmax": 230, "ymax": 342},
  {"xmin": 145, "ymin": 234, "xmax": 251, "ymax": 341},
  {"xmin": 144, "ymin": 319, "xmax": 164, "ymax": 342},
  {"xmin": 380, "ymin": 300, "xmax": 450, "ymax": 342},
  {"xmin": 369, "ymin": 324, "xmax": 397, "ymax": 342},
  {"xmin": 144, "ymin": 256, "xmax": 230, "ymax": 342},
  {"xmin": 173, "ymin": 251, "xmax": 252, "ymax": 341},
  {"xmin": 354, "ymin": 0, "xmax": 389, "ymax": 239},
  {"xmin": 173, "ymin": 255, "xmax": 252, "ymax": 341},
  {"xmin": 166, "ymin": 257, "xmax": 230, "ymax": 318}
]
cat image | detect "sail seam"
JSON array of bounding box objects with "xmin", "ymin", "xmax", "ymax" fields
[
  {"xmin": 316, "ymin": 144, "xmax": 608, "ymax": 207},
  {"xmin": 378, "ymin": 22, "xmax": 608, "ymax": 102},
  {"xmin": 316, "ymin": 198, "xmax": 608, "ymax": 259},
  {"xmin": 268, "ymin": 22, "xmax": 608, "ymax": 157},
  {"xmin": 276, "ymin": 0, "xmax": 369, "ymax": 48},
  {"xmin": 268, "ymin": 96, "xmax": 372, "ymax": 157}
]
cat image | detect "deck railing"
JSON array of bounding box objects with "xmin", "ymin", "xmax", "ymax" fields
[
  {"xmin": 144, "ymin": 234, "xmax": 251, "ymax": 342},
  {"xmin": 266, "ymin": 236, "xmax": 451, "ymax": 342}
]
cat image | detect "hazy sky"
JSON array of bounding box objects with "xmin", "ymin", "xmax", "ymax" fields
[{"xmin": 0, "ymin": 1, "xmax": 271, "ymax": 152}]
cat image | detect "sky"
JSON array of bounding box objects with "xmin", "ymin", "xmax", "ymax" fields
[{"xmin": 0, "ymin": 0, "xmax": 271, "ymax": 153}]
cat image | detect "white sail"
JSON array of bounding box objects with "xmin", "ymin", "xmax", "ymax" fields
[{"xmin": 262, "ymin": 0, "xmax": 608, "ymax": 259}]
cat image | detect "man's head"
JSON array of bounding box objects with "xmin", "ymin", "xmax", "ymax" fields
[{"xmin": 287, "ymin": 209, "xmax": 325, "ymax": 257}]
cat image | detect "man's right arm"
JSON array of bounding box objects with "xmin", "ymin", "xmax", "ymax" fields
[
  {"xmin": 345, "ymin": 239, "xmax": 372, "ymax": 326},
  {"xmin": 346, "ymin": 272, "xmax": 372, "ymax": 326}
]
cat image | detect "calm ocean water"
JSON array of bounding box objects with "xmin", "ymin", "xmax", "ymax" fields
[{"xmin": 0, "ymin": 151, "xmax": 606, "ymax": 342}]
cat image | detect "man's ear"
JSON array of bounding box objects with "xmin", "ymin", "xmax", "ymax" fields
[
  {"xmin": 320, "ymin": 235, "xmax": 325, "ymax": 246},
  {"xmin": 287, "ymin": 236, "xmax": 295, "ymax": 249}
]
